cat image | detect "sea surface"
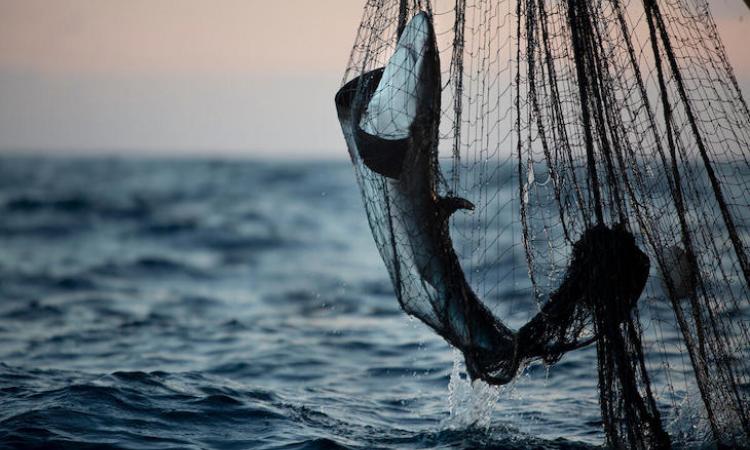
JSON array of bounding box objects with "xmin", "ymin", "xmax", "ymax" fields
[{"xmin": 0, "ymin": 155, "xmax": 709, "ymax": 449}]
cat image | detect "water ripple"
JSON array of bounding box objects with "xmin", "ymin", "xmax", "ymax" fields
[{"xmin": 0, "ymin": 156, "xmax": 682, "ymax": 449}]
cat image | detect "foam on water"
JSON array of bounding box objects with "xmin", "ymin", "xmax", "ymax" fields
[{"xmin": 444, "ymin": 350, "xmax": 501, "ymax": 430}]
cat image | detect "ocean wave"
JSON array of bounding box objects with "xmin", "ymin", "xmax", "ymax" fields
[
  {"xmin": 0, "ymin": 363, "xmax": 600, "ymax": 450},
  {"xmin": 0, "ymin": 221, "xmax": 83, "ymax": 238},
  {"xmin": 1, "ymin": 273, "xmax": 100, "ymax": 294},
  {"xmin": 4, "ymin": 195, "xmax": 93, "ymax": 213},
  {"xmin": 4, "ymin": 301, "xmax": 64, "ymax": 321},
  {"xmin": 0, "ymin": 158, "xmax": 633, "ymax": 448},
  {"xmin": 90, "ymin": 256, "xmax": 208, "ymax": 279},
  {"xmin": 2, "ymin": 193, "xmax": 152, "ymax": 221}
]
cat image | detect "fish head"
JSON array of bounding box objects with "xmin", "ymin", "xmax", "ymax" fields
[{"xmin": 345, "ymin": 12, "xmax": 441, "ymax": 181}]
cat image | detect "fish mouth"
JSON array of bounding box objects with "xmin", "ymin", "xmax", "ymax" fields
[
  {"xmin": 336, "ymin": 68, "xmax": 408, "ymax": 179},
  {"xmin": 336, "ymin": 12, "xmax": 440, "ymax": 180}
]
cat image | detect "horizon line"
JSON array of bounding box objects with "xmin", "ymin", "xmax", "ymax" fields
[{"xmin": 0, "ymin": 147, "xmax": 352, "ymax": 161}]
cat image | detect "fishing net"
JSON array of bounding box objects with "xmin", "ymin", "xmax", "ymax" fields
[{"xmin": 336, "ymin": 0, "xmax": 750, "ymax": 447}]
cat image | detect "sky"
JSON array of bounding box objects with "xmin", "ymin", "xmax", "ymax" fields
[{"xmin": 0, "ymin": 0, "xmax": 747, "ymax": 159}]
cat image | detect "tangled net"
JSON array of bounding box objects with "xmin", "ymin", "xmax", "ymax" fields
[{"xmin": 336, "ymin": 1, "xmax": 750, "ymax": 448}]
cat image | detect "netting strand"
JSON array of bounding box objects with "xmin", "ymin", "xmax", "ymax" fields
[{"xmin": 336, "ymin": 0, "xmax": 750, "ymax": 447}]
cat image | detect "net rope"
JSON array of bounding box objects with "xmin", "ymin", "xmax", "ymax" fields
[{"xmin": 336, "ymin": 1, "xmax": 750, "ymax": 447}]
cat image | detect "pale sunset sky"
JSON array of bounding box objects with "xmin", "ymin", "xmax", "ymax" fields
[{"xmin": 0, "ymin": 0, "xmax": 747, "ymax": 158}]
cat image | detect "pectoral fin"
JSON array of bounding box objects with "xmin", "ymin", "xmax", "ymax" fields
[{"xmin": 438, "ymin": 196, "xmax": 475, "ymax": 220}]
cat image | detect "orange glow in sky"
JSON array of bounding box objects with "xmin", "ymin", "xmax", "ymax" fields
[{"xmin": 0, "ymin": 0, "xmax": 362, "ymax": 75}]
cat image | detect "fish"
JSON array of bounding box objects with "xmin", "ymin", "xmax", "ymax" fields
[
  {"xmin": 336, "ymin": 12, "xmax": 519, "ymax": 383},
  {"xmin": 335, "ymin": 12, "xmax": 650, "ymax": 385}
]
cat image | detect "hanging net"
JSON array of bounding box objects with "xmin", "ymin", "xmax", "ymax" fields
[{"xmin": 335, "ymin": 0, "xmax": 750, "ymax": 448}]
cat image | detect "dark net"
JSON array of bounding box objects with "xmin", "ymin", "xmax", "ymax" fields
[{"xmin": 335, "ymin": 0, "xmax": 750, "ymax": 448}]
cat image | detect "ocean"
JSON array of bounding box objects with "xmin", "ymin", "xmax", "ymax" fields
[{"xmin": 0, "ymin": 155, "xmax": 706, "ymax": 449}]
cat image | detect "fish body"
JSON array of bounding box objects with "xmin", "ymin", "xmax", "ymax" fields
[{"xmin": 336, "ymin": 12, "xmax": 516, "ymax": 382}]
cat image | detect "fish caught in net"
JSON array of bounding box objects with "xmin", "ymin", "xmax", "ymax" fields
[{"xmin": 335, "ymin": 1, "xmax": 750, "ymax": 448}]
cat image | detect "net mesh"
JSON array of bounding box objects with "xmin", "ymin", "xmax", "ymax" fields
[{"xmin": 336, "ymin": 0, "xmax": 750, "ymax": 447}]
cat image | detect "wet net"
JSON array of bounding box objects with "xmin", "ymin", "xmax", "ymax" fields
[{"xmin": 335, "ymin": 0, "xmax": 750, "ymax": 448}]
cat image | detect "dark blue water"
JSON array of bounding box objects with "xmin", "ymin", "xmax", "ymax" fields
[{"xmin": 0, "ymin": 155, "xmax": 704, "ymax": 449}]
